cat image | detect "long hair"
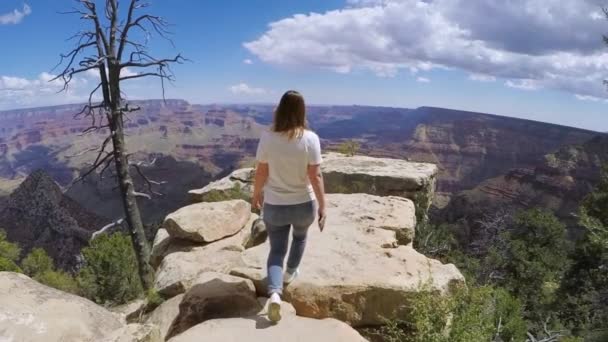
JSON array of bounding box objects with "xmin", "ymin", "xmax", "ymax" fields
[{"xmin": 272, "ymin": 90, "xmax": 307, "ymax": 140}]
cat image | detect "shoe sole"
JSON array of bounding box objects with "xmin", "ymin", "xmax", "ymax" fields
[{"xmin": 268, "ymin": 302, "xmax": 281, "ymax": 323}]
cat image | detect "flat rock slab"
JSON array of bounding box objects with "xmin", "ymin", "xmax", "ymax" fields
[
  {"xmin": 231, "ymin": 194, "xmax": 463, "ymax": 327},
  {"xmin": 94, "ymin": 323, "xmax": 161, "ymax": 342},
  {"xmin": 164, "ymin": 200, "xmax": 251, "ymax": 243},
  {"xmin": 0, "ymin": 272, "xmax": 123, "ymax": 342},
  {"xmin": 168, "ymin": 300, "xmax": 367, "ymax": 342},
  {"xmin": 322, "ymin": 152, "xmax": 437, "ymax": 190}
]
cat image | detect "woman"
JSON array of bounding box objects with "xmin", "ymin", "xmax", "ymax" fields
[{"xmin": 252, "ymin": 90, "xmax": 326, "ymax": 323}]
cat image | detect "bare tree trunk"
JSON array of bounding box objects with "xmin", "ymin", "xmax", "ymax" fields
[
  {"xmin": 55, "ymin": 0, "xmax": 185, "ymax": 290},
  {"xmin": 109, "ymin": 108, "xmax": 154, "ymax": 289}
]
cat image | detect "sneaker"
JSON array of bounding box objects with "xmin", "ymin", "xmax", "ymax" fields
[
  {"xmin": 283, "ymin": 268, "xmax": 299, "ymax": 284},
  {"xmin": 268, "ymin": 293, "xmax": 282, "ymax": 323}
]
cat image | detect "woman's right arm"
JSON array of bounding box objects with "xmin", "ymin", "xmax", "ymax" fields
[{"xmin": 308, "ymin": 164, "xmax": 326, "ymax": 220}]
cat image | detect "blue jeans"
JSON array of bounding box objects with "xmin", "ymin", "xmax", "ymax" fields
[{"xmin": 264, "ymin": 200, "xmax": 316, "ymax": 295}]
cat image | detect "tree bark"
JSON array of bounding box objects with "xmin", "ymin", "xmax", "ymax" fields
[{"xmin": 108, "ymin": 108, "xmax": 154, "ymax": 290}]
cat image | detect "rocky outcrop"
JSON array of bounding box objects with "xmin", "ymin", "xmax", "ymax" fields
[
  {"xmin": 145, "ymin": 154, "xmax": 463, "ymax": 338},
  {"xmin": 231, "ymin": 194, "xmax": 462, "ymax": 327},
  {"xmin": 0, "ymin": 170, "xmax": 106, "ymax": 270},
  {"xmin": 0, "ymin": 272, "xmax": 123, "ymax": 342}
]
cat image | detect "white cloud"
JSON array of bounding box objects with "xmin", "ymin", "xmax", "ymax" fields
[
  {"xmin": 505, "ymin": 79, "xmax": 540, "ymax": 91},
  {"xmin": 469, "ymin": 74, "xmax": 497, "ymax": 82},
  {"xmin": 416, "ymin": 77, "xmax": 430, "ymax": 83},
  {"xmin": 245, "ymin": 0, "xmax": 608, "ymax": 99},
  {"xmin": 575, "ymin": 94, "xmax": 602, "ymax": 102},
  {"xmin": 0, "ymin": 4, "xmax": 31, "ymax": 25},
  {"xmin": 243, "ymin": 59, "xmax": 254, "ymax": 65},
  {"xmin": 229, "ymin": 83, "xmax": 268, "ymax": 95}
]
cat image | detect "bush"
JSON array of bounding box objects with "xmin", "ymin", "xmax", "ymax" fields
[
  {"xmin": 0, "ymin": 257, "xmax": 22, "ymax": 272},
  {"xmin": 21, "ymin": 247, "xmax": 79, "ymax": 294},
  {"xmin": 376, "ymin": 283, "xmax": 526, "ymax": 342},
  {"xmin": 338, "ymin": 140, "xmax": 360, "ymax": 157},
  {"xmin": 78, "ymin": 232, "xmax": 143, "ymax": 305},
  {"xmin": 0, "ymin": 229, "xmax": 20, "ymax": 262},
  {"xmin": 22, "ymin": 248, "xmax": 53, "ymax": 276}
]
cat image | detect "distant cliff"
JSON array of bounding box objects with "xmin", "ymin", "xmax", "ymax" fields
[{"xmin": 440, "ymin": 134, "xmax": 608, "ymax": 230}]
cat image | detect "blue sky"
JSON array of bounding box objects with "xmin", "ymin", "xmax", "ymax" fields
[{"xmin": 1, "ymin": 0, "xmax": 608, "ymax": 131}]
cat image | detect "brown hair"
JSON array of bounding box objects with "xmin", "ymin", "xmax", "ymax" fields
[{"xmin": 272, "ymin": 90, "xmax": 308, "ymax": 139}]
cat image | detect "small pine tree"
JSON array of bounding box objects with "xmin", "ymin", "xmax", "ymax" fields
[{"xmin": 78, "ymin": 232, "xmax": 143, "ymax": 305}]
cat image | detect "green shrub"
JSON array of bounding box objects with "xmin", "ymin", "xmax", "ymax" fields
[
  {"xmin": 0, "ymin": 229, "xmax": 20, "ymax": 262},
  {"xmin": 338, "ymin": 140, "xmax": 360, "ymax": 157},
  {"xmin": 21, "ymin": 247, "xmax": 79, "ymax": 294},
  {"xmin": 78, "ymin": 232, "xmax": 143, "ymax": 305},
  {"xmin": 22, "ymin": 248, "xmax": 53, "ymax": 276},
  {"xmin": 0, "ymin": 257, "xmax": 22, "ymax": 273}
]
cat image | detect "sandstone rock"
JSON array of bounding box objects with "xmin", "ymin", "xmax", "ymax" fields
[
  {"xmin": 0, "ymin": 272, "xmax": 123, "ymax": 342},
  {"xmin": 189, "ymin": 168, "xmax": 254, "ymax": 203},
  {"xmin": 94, "ymin": 323, "xmax": 161, "ymax": 342},
  {"xmin": 154, "ymin": 215, "xmax": 258, "ymax": 297},
  {"xmin": 230, "ymin": 194, "xmax": 463, "ymax": 327},
  {"xmin": 166, "ymin": 272, "xmax": 261, "ymax": 339},
  {"xmin": 164, "ymin": 200, "xmax": 251, "ymax": 243},
  {"xmin": 145, "ymin": 294, "xmax": 184, "ymax": 341},
  {"xmin": 168, "ymin": 316, "xmax": 367, "ymax": 342},
  {"xmin": 322, "ymin": 152, "xmax": 438, "ymax": 221},
  {"xmin": 150, "ymin": 228, "xmax": 171, "ymax": 270}
]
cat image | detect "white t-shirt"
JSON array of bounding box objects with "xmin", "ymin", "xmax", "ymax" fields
[{"xmin": 256, "ymin": 129, "xmax": 323, "ymax": 205}]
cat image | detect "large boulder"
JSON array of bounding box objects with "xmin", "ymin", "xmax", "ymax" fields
[
  {"xmin": 231, "ymin": 194, "xmax": 463, "ymax": 327},
  {"xmin": 322, "ymin": 152, "xmax": 438, "ymax": 221},
  {"xmin": 168, "ymin": 297, "xmax": 366, "ymax": 342},
  {"xmin": 150, "ymin": 228, "xmax": 171, "ymax": 270},
  {"xmin": 0, "ymin": 272, "xmax": 123, "ymax": 342},
  {"xmin": 154, "ymin": 215, "xmax": 257, "ymax": 297},
  {"xmin": 165, "ymin": 272, "xmax": 261, "ymax": 339},
  {"xmin": 145, "ymin": 295, "xmax": 184, "ymax": 341},
  {"xmin": 163, "ymin": 200, "xmax": 251, "ymax": 243}
]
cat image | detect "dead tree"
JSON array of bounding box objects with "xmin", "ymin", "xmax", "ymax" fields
[{"xmin": 54, "ymin": 0, "xmax": 184, "ymax": 289}]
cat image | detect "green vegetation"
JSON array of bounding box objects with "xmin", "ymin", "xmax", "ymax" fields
[
  {"xmin": 338, "ymin": 140, "xmax": 360, "ymax": 157},
  {"xmin": 78, "ymin": 233, "xmax": 143, "ymax": 305},
  {"xmin": 405, "ymin": 165, "xmax": 608, "ymax": 341},
  {"xmin": 22, "ymin": 248, "xmax": 79, "ymax": 294}
]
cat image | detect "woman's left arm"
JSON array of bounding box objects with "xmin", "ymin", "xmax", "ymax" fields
[{"xmin": 252, "ymin": 162, "xmax": 269, "ymax": 210}]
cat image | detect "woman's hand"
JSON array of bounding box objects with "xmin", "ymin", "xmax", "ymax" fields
[
  {"xmin": 252, "ymin": 191, "xmax": 263, "ymax": 210},
  {"xmin": 318, "ymin": 206, "xmax": 327, "ymax": 232}
]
